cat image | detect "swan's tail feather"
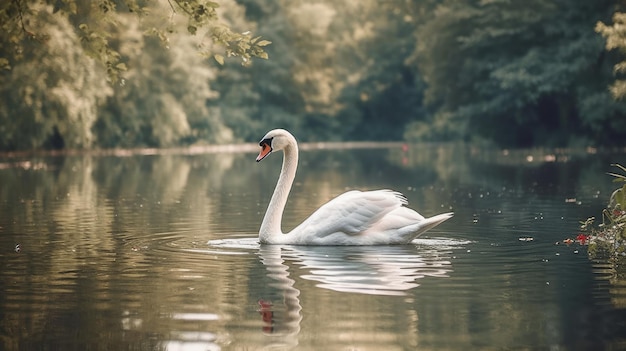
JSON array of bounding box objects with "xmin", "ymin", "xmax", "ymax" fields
[{"xmin": 411, "ymin": 212, "xmax": 453, "ymax": 239}]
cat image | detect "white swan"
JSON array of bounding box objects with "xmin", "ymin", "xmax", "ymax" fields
[{"xmin": 256, "ymin": 129, "xmax": 453, "ymax": 245}]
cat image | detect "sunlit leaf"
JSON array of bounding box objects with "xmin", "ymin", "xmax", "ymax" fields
[
  {"xmin": 0, "ymin": 58, "xmax": 10, "ymax": 70},
  {"xmin": 256, "ymin": 40, "xmax": 272, "ymax": 47},
  {"xmin": 214, "ymin": 54, "xmax": 224, "ymax": 65}
]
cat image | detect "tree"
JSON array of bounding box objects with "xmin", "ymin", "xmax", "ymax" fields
[
  {"xmin": 1, "ymin": 0, "xmax": 271, "ymax": 82},
  {"xmin": 217, "ymin": 0, "xmax": 429, "ymax": 142},
  {"xmin": 408, "ymin": 0, "xmax": 625, "ymax": 147},
  {"xmin": 0, "ymin": 0, "xmax": 261, "ymax": 150},
  {"xmin": 94, "ymin": 2, "xmax": 233, "ymax": 148},
  {"xmin": 597, "ymin": 12, "xmax": 626, "ymax": 100},
  {"xmin": 332, "ymin": 1, "xmax": 426, "ymax": 141},
  {"xmin": 0, "ymin": 6, "xmax": 111, "ymax": 149}
]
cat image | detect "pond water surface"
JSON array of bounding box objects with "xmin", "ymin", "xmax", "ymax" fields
[{"xmin": 1, "ymin": 144, "xmax": 625, "ymax": 350}]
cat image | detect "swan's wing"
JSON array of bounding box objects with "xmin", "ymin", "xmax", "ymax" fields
[{"xmin": 293, "ymin": 189, "xmax": 407, "ymax": 238}]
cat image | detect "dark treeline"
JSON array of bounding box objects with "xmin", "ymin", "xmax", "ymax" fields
[{"xmin": 1, "ymin": 0, "xmax": 625, "ymax": 150}]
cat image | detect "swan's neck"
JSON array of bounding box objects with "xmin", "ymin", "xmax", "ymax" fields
[{"xmin": 260, "ymin": 144, "xmax": 298, "ymax": 243}]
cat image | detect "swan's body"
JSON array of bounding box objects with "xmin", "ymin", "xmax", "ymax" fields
[{"xmin": 256, "ymin": 129, "xmax": 453, "ymax": 245}]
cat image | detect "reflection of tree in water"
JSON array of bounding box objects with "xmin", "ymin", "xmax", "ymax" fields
[
  {"xmin": 0, "ymin": 153, "xmax": 241, "ymax": 349},
  {"xmin": 591, "ymin": 261, "xmax": 626, "ymax": 349},
  {"xmin": 593, "ymin": 263, "xmax": 626, "ymax": 308}
]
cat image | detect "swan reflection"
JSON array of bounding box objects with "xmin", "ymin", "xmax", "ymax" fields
[
  {"xmin": 208, "ymin": 237, "xmax": 460, "ymax": 349},
  {"xmin": 257, "ymin": 245, "xmax": 303, "ymax": 337},
  {"xmin": 280, "ymin": 245, "xmax": 453, "ymax": 296}
]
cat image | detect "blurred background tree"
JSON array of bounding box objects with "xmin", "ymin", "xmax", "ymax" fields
[
  {"xmin": 597, "ymin": 11, "xmax": 626, "ymax": 100},
  {"xmin": 0, "ymin": 0, "xmax": 267, "ymax": 149},
  {"xmin": 406, "ymin": 0, "xmax": 626, "ymax": 147},
  {"xmin": 1, "ymin": 0, "xmax": 625, "ymax": 151}
]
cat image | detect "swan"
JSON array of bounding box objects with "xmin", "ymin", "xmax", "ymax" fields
[{"xmin": 256, "ymin": 129, "xmax": 453, "ymax": 245}]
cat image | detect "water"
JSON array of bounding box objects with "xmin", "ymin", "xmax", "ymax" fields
[{"xmin": 1, "ymin": 144, "xmax": 625, "ymax": 350}]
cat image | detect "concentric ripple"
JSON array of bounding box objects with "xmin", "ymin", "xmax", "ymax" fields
[{"xmin": 207, "ymin": 237, "xmax": 470, "ymax": 296}]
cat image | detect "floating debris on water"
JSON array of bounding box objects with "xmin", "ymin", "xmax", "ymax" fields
[{"xmin": 519, "ymin": 237, "xmax": 534, "ymax": 242}]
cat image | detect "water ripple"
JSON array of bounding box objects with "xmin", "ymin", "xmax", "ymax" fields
[{"xmin": 206, "ymin": 237, "xmax": 470, "ymax": 296}]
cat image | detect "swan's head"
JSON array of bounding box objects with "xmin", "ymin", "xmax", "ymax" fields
[{"xmin": 256, "ymin": 129, "xmax": 296, "ymax": 162}]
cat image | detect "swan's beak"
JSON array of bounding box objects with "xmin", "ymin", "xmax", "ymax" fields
[{"xmin": 256, "ymin": 143, "xmax": 272, "ymax": 162}]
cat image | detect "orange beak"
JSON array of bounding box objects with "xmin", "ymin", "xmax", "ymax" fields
[{"xmin": 256, "ymin": 143, "xmax": 272, "ymax": 162}]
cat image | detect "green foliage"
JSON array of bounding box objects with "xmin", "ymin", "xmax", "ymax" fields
[
  {"xmin": 606, "ymin": 164, "xmax": 626, "ymax": 239},
  {"xmin": 583, "ymin": 164, "xmax": 626, "ymax": 263},
  {"xmin": 1, "ymin": 0, "xmax": 626, "ymax": 150},
  {"xmin": 408, "ymin": 0, "xmax": 626, "ymax": 146},
  {"xmin": 1, "ymin": 0, "xmax": 270, "ymax": 83},
  {"xmin": 596, "ymin": 12, "xmax": 626, "ymax": 99},
  {"xmin": 0, "ymin": 5, "xmax": 111, "ymax": 149},
  {"xmin": 94, "ymin": 2, "xmax": 234, "ymax": 148},
  {"xmin": 216, "ymin": 0, "xmax": 427, "ymax": 142},
  {"xmin": 0, "ymin": 1, "xmax": 252, "ymax": 149},
  {"xmin": 78, "ymin": 23, "xmax": 126, "ymax": 84}
]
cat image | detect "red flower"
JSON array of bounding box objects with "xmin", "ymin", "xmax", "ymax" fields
[{"xmin": 576, "ymin": 233, "xmax": 589, "ymax": 245}]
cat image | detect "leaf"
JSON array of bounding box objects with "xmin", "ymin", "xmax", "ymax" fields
[
  {"xmin": 214, "ymin": 54, "xmax": 224, "ymax": 65},
  {"xmin": 0, "ymin": 58, "xmax": 10, "ymax": 70},
  {"xmin": 256, "ymin": 40, "xmax": 272, "ymax": 47},
  {"xmin": 620, "ymin": 185, "xmax": 626, "ymax": 208},
  {"xmin": 258, "ymin": 52, "xmax": 269, "ymax": 60},
  {"xmin": 115, "ymin": 63, "xmax": 127, "ymax": 71},
  {"xmin": 609, "ymin": 173, "xmax": 626, "ymax": 182}
]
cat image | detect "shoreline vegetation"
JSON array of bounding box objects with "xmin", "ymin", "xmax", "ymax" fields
[
  {"xmin": 0, "ymin": 141, "xmax": 404, "ymax": 160},
  {"xmin": 582, "ymin": 164, "xmax": 626, "ymax": 271},
  {"xmin": 0, "ymin": 141, "xmax": 624, "ymax": 164},
  {"xmin": 2, "ymin": 2, "xmax": 626, "ymax": 151}
]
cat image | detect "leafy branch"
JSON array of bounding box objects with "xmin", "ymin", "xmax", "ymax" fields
[
  {"xmin": 1, "ymin": 0, "xmax": 271, "ymax": 82},
  {"xmin": 596, "ymin": 13, "xmax": 626, "ymax": 99},
  {"xmin": 78, "ymin": 23, "xmax": 127, "ymax": 84},
  {"xmin": 167, "ymin": 0, "xmax": 271, "ymax": 66}
]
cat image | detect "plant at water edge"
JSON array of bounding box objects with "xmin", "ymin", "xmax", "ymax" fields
[{"xmin": 580, "ymin": 164, "xmax": 626, "ymax": 265}]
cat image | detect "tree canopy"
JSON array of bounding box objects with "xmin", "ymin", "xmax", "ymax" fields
[
  {"xmin": 407, "ymin": 0, "xmax": 625, "ymax": 146},
  {"xmin": 1, "ymin": 0, "xmax": 626, "ymax": 151},
  {"xmin": 1, "ymin": 0, "xmax": 268, "ymax": 149},
  {"xmin": 597, "ymin": 11, "xmax": 626, "ymax": 100}
]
